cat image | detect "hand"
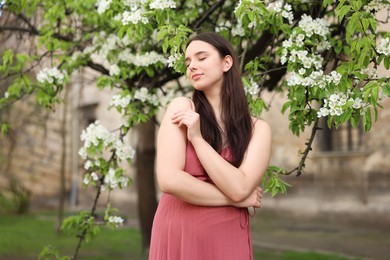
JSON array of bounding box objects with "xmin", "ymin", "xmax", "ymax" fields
[
  {"xmin": 171, "ymin": 109, "xmax": 202, "ymax": 142},
  {"xmin": 232, "ymin": 186, "xmax": 262, "ymax": 208}
]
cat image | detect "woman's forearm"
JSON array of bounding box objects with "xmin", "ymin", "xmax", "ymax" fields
[{"xmin": 157, "ymin": 169, "xmax": 234, "ymax": 206}]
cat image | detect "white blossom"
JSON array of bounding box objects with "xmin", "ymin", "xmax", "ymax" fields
[
  {"xmin": 118, "ymin": 50, "xmax": 167, "ymax": 66},
  {"xmin": 167, "ymin": 52, "xmax": 181, "ymax": 68},
  {"xmin": 282, "ymin": 39, "xmax": 293, "ymax": 48},
  {"xmin": 244, "ymin": 78, "xmax": 260, "ymax": 96},
  {"xmin": 330, "ymin": 71, "xmax": 342, "ymax": 85},
  {"xmin": 108, "ymin": 216, "xmax": 124, "ymax": 227},
  {"xmin": 149, "ymin": 0, "xmax": 176, "ymax": 9},
  {"xmin": 122, "ymin": 9, "xmax": 148, "ymax": 25},
  {"xmin": 4, "ymin": 91, "xmax": 9, "ymax": 99},
  {"xmin": 114, "ymin": 140, "xmax": 136, "ymax": 161},
  {"xmin": 110, "ymin": 94, "xmax": 131, "ymax": 109},
  {"xmin": 287, "ymin": 69, "xmax": 341, "ymax": 89},
  {"xmin": 317, "ymin": 92, "xmax": 365, "ymax": 118},
  {"xmin": 266, "ymin": 1, "xmax": 293, "ymax": 24},
  {"xmin": 360, "ymin": 67, "xmax": 378, "ymax": 78},
  {"xmin": 317, "ymin": 107, "xmax": 329, "ymax": 117},
  {"xmin": 84, "ymin": 160, "xmax": 93, "ymax": 170},
  {"xmin": 96, "ymin": 0, "xmax": 112, "ymax": 14},
  {"xmin": 215, "ymin": 20, "xmax": 232, "ymax": 32},
  {"xmin": 352, "ymin": 98, "xmax": 363, "ymax": 109},
  {"xmin": 83, "ymin": 176, "xmax": 90, "ymax": 185},
  {"xmin": 121, "ymin": 114, "xmax": 131, "ymax": 128},
  {"xmin": 105, "ymin": 168, "xmax": 118, "ymax": 189},
  {"xmin": 316, "ymin": 40, "xmax": 331, "ymax": 53},
  {"xmin": 232, "ymin": 22, "xmax": 245, "ymax": 37},
  {"xmin": 109, "ymin": 64, "xmax": 121, "ymax": 76},
  {"xmin": 36, "ymin": 67, "xmax": 67, "ymax": 85},
  {"xmin": 364, "ymin": 0, "xmax": 388, "ymax": 13},
  {"xmin": 298, "ymin": 14, "xmax": 329, "ymax": 38},
  {"xmin": 119, "ymin": 176, "xmax": 130, "ymax": 188},
  {"xmin": 79, "ymin": 147, "xmax": 88, "ymax": 160},
  {"xmin": 134, "ymin": 87, "xmax": 149, "ymax": 102},
  {"xmin": 0, "ymin": 0, "xmax": 5, "ymax": 17},
  {"xmin": 377, "ymin": 37, "xmax": 390, "ymax": 56},
  {"xmin": 282, "ymin": 10, "xmax": 293, "ymax": 24},
  {"xmin": 267, "ymin": 0, "xmax": 282, "ymax": 12},
  {"xmin": 79, "ymin": 121, "xmax": 117, "ymax": 160},
  {"xmin": 287, "ymin": 72, "xmax": 303, "ymax": 86},
  {"xmin": 91, "ymin": 172, "xmax": 99, "ymax": 181}
]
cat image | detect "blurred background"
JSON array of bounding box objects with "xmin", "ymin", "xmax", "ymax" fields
[
  {"xmin": 1, "ymin": 2, "xmax": 390, "ymax": 260},
  {"xmin": 1, "ymin": 59, "xmax": 389, "ymax": 260}
]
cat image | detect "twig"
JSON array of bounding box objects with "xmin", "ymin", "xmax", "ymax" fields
[
  {"xmin": 285, "ymin": 118, "xmax": 320, "ymax": 176},
  {"xmin": 193, "ymin": 0, "xmax": 226, "ymax": 30}
]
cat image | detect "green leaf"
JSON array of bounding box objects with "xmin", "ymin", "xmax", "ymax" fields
[
  {"xmin": 384, "ymin": 57, "xmax": 390, "ymax": 70},
  {"xmin": 2, "ymin": 49, "xmax": 14, "ymax": 67},
  {"xmin": 323, "ymin": 0, "xmax": 333, "ymax": 7},
  {"xmin": 363, "ymin": 108, "xmax": 372, "ymax": 131},
  {"xmin": 361, "ymin": 18, "xmax": 369, "ymax": 32},
  {"xmin": 351, "ymin": 113, "xmax": 360, "ymax": 128},
  {"xmin": 1, "ymin": 123, "xmax": 9, "ymax": 135},
  {"xmin": 383, "ymin": 83, "xmax": 390, "ymax": 96},
  {"xmin": 351, "ymin": 0, "xmax": 362, "ymax": 12},
  {"xmin": 281, "ymin": 100, "xmax": 291, "ymax": 114},
  {"xmin": 337, "ymin": 5, "xmax": 351, "ymax": 22}
]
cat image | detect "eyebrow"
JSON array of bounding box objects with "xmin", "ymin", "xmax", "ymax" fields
[{"xmin": 185, "ymin": 51, "xmax": 209, "ymax": 63}]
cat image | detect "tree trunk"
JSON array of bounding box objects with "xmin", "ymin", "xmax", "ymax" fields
[
  {"xmin": 57, "ymin": 89, "xmax": 69, "ymax": 232},
  {"xmin": 135, "ymin": 119, "xmax": 158, "ymax": 252}
]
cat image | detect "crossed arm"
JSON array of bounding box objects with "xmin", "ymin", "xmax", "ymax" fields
[{"xmin": 156, "ymin": 97, "xmax": 270, "ymax": 207}]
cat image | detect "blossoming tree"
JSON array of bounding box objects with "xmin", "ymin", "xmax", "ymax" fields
[{"xmin": 1, "ymin": 0, "xmax": 390, "ymax": 258}]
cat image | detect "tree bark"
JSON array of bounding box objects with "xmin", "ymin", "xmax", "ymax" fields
[
  {"xmin": 135, "ymin": 119, "xmax": 158, "ymax": 252},
  {"xmin": 57, "ymin": 89, "xmax": 69, "ymax": 232}
]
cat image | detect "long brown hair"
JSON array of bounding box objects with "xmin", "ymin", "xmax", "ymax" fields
[{"xmin": 186, "ymin": 32, "xmax": 253, "ymax": 167}]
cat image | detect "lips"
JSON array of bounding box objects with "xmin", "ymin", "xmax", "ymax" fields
[{"xmin": 192, "ymin": 73, "xmax": 202, "ymax": 80}]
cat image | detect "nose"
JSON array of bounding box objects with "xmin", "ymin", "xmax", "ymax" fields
[{"xmin": 188, "ymin": 61, "xmax": 197, "ymax": 71}]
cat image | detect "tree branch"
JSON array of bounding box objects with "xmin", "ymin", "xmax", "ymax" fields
[
  {"xmin": 285, "ymin": 119, "xmax": 320, "ymax": 176},
  {"xmin": 86, "ymin": 61, "xmax": 109, "ymax": 76},
  {"xmin": 193, "ymin": 0, "xmax": 226, "ymax": 30},
  {"xmin": 16, "ymin": 12, "xmax": 39, "ymax": 35}
]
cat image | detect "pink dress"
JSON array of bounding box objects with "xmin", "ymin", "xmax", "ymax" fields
[{"xmin": 149, "ymin": 143, "xmax": 253, "ymax": 260}]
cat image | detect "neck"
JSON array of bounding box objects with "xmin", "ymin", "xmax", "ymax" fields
[
  {"xmin": 204, "ymin": 90, "xmax": 221, "ymax": 118},
  {"xmin": 203, "ymin": 81, "xmax": 223, "ymax": 115}
]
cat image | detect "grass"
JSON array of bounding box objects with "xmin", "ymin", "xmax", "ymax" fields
[
  {"xmin": 0, "ymin": 212, "xmax": 356, "ymax": 260},
  {"xmin": 0, "ymin": 213, "xmax": 145, "ymax": 259}
]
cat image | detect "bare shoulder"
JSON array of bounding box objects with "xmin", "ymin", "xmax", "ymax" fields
[
  {"xmin": 251, "ymin": 117, "xmax": 272, "ymax": 137},
  {"xmin": 165, "ymin": 96, "xmax": 193, "ymax": 114}
]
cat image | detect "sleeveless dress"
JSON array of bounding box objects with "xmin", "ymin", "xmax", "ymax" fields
[{"xmin": 149, "ymin": 143, "xmax": 253, "ymax": 260}]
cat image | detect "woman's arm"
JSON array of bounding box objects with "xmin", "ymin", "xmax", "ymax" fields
[
  {"xmin": 156, "ymin": 97, "xmax": 261, "ymax": 207},
  {"xmin": 172, "ymin": 109, "xmax": 272, "ymax": 203}
]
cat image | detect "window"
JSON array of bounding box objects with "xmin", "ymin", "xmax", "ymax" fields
[
  {"xmin": 317, "ymin": 117, "xmax": 364, "ymax": 152},
  {"xmin": 80, "ymin": 103, "xmax": 98, "ymax": 128}
]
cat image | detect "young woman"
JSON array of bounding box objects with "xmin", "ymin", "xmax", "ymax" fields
[{"xmin": 149, "ymin": 32, "xmax": 272, "ymax": 260}]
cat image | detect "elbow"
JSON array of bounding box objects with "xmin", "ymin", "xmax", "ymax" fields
[
  {"xmin": 157, "ymin": 178, "xmax": 172, "ymax": 194},
  {"xmin": 156, "ymin": 171, "xmax": 177, "ymax": 194},
  {"xmin": 228, "ymin": 189, "xmax": 250, "ymax": 203}
]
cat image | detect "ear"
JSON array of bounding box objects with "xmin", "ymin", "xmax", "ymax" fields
[{"xmin": 222, "ymin": 55, "xmax": 233, "ymax": 72}]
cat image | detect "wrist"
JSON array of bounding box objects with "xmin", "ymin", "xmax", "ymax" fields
[{"xmin": 190, "ymin": 136, "xmax": 206, "ymax": 148}]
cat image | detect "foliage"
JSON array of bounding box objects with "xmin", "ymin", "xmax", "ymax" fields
[
  {"xmin": 0, "ymin": 213, "xmax": 357, "ymax": 260},
  {"xmin": 0, "ymin": 176, "xmax": 30, "ymax": 214},
  {"xmin": 1, "ymin": 0, "xmax": 390, "ymax": 258},
  {"xmin": 0, "ymin": 213, "xmax": 143, "ymax": 259}
]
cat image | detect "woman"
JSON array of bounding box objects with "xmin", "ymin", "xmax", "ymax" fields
[{"xmin": 149, "ymin": 32, "xmax": 272, "ymax": 260}]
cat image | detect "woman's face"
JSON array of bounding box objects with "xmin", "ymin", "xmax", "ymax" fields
[{"xmin": 185, "ymin": 40, "xmax": 231, "ymax": 92}]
